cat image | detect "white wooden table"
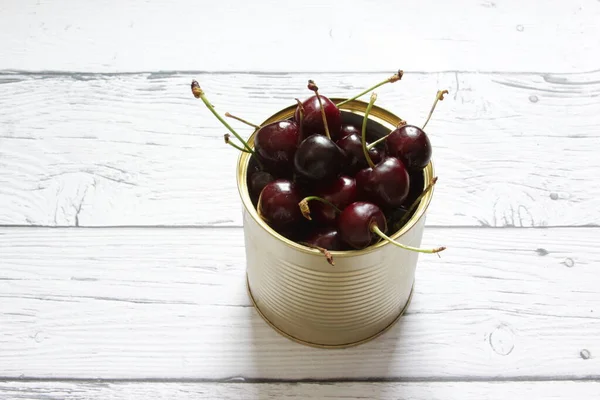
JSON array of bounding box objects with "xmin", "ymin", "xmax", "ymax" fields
[{"xmin": 1, "ymin": 1, "xmax": 599, "ymax": 398}]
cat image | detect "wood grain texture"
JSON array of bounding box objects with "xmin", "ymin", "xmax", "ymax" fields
[
  {"xmin": 1, "ymin": 71, "xmax": 599, "ymax": 227},
  {"xmin": 1, "ymin": 227, "xmax": 598, "ymax": 380},
  {"xmin": 1, "ymin": 381, "xmax": 599, "ymax": 400},
  {"xmin": 1, "ymin": 0, "xmax": 599, "ymax": 73}
]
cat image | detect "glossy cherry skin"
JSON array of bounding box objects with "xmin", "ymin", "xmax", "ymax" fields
[
  {"xmin": 254, "ymin": 120, "xmax": 300, "ymax": 173},
  {"xmin": 336, "ymin": 132, "xmax": 384, "ymax": 175},
  {"xmin": 257, "ymin": 179, "xmax": 302, "ymax": 231},
  {"xmin": 304, "ymin": 227, "xmax": 345, "ymax": 251},
  {"xmin": 356, "ymin": 157, "xmax": 410, "ymax": 208},
  {"xmin": 339, "ymin": 124, "xmax": 361, "ymax": 140},
  {"xmin": 385, "ymin": 124, "xmax": 431, "ymax": 171},
  {"xmin": 250, "ymin": 170, "xmax": 275, "ymax": 200},
  {"xmin": 295, "ymin": 95, "xmax": 342, "ymax": 140},
  {"xmin": 338, "ymin": 202, "xmax": 387, "ymax": 249},
  {"xmin": 310, "ymin": 176, "xmax": 357, "ymax": 225},
  {"xmin": 403, "ymin": 169, "xmax": 425, "ymax": 208},
  {"xmin": 294, "ymin": 134, "xmax": 346, "ymax": 182}
]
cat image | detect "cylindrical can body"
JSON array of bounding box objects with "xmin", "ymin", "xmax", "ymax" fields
[{"xmin": 237, "ymin": 99, "xmax": 435, "ymax": 348}]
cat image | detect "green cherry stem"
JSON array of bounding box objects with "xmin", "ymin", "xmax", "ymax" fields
[
  {"xmin": 191, "ymin": 80, "xmax": 256, "ymax": 155},
  {"xmin": 371, "ymin": 224, "xmax": 446, "ymax": 254},
  {"xmin": 367, "ymin": 119, "xmax": 406, "ymax": 150},
  {"xmin": 394, "ymin": 176, "xmax": 438, "ymax": 230},
  {"xmin": 366, "ymin": 134, "xmax": 389, "ymax": 150},
  {"xmin": 422, "ymin": 89, "xmax": 449, "ymax": 130},
  {"xmin": 224, "ymin": 134, "xmax": 250, "ymax": 153},
  {"xmin": 336, "ymin": 70, "xmax": 403, "ymax": 107},
  {"xmin": 307, "ymin": 80, "xmax": 331, "ymax": 140},
  {"xmin": 225, "ymin": 112, "xmax": 260, "ymax": 129},
  {"xmin": 361, "ymin": 92, "xmax": 378, "ymax": 169},
  {"xmin": 299, "ymin": 196, "xmax": 342, "ymax": 220}
]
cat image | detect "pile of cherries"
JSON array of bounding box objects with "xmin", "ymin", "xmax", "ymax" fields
[{"xmin": 191, "ymin": 71, "xmax": 447, "ymax": 265}]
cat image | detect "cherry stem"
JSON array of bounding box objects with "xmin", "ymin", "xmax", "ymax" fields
[
  {"xmin": 308, "ymin": 80, "xmax": 331, "ymax": 140},
  {"xmin": 298, "ymin": 241, "xmax": 335, "ymax": 266},
  {"xmin": 224, "ymin": 134, "xmax": 250, "ymax": 153},
  {"xmin": 191, "ymin": 80, "xmax": 257, "ymax": 157},
  {"xmin": 299, "ymin": 196, "xmax": 342, "ymax": 220},
  {"xmin": 371, "ymin": 224, "xmax": 446, "ymax": 254},
  {"xmin": 361, "ymin": 92, "xmax": 378, "ymax": 169},
  {"xmin": 422, "ymin": 89, "xmax": 449, "ymax": 130},
  {"xmin": 295, "ymin": 98, "xmax": 304, "ymax": 142},
  {"xmin": 395, "ymin": 176, "xmax": 438, "ymax": 230},
  {"xmin": 367, "ymin": 119, "xmax": 406, "ymax": 150},
  {"xmin": 225, "ymin": 112, "xmax": 260, "ymax": 129},
  {"xmin": 336, "ymin": 70, "xmax": 403, "ymax": 107},
  {"xmin": 366, "ymin": 134, "xmax": 389, "ymax": 150}
]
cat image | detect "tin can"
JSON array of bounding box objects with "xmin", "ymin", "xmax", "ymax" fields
[{"xmin": 236, "ymin": 98, "xmax": 435, "ymax": 348}]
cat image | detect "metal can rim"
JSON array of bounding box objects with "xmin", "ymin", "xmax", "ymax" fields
[{"xmin": 236, "ymin": 97, "xmax": 435, "ymax": 258}]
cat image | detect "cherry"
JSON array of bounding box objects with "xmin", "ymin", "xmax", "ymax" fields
[
  {"xmin": 257, "ymin": 179, "xmax": 303, "ymax": 231},
  {"xmin": 303, "ymin": 227, "xmax": 344, "ymax": 251},
  {"xmin": 339, "ymin": 124, "xmax": 361, "ymax": 140},
  {"xmin": 298, "ymin": 176, "xmax": 357, "ymax": 225},
  {"xmin": 254, "ymin": 120, "xmax": 300, "ymax": 173},
  {"xmin": 338, "ymin": 201, "xmax": 445, "ymax": 253},
  {"xmin": 336, "ymin": 131, "xmax": 384, "ymax": 175},
  {"xmin": 354, "ymin": 93, "xmax": 409, "ymax": 208},
  {"xmin": 385, "ymin": 124, "xmax": 431, "ymax": 171},
  {"xmin": 295, "ymin": 80, "xmax": 342, "ymax": 140},
  {"xmin": 250, "ymin": 170, "xmax": 275, "ymax": 199},
  {"xmin": 384, "ymin": 89, "xmax": 449, "ymax": 171},
  {"xmin": 294, "ymin": 134, "xmax": 345, "ymax": 182},
  {"xmin": 338, "ymin": 202, "xmax": 387, "ymax": 249},
  {"xmin": 299, "ymin": 227, "xmax": 344, "ymax": 266},
  {"xmin": 356, "ymin": 157, "xmax": 410, "ymax": 208}
]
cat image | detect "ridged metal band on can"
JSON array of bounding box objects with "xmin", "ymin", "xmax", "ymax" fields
[{"xmin": 236, "ymin": 98, "xmax": 435, "ymax": 348}]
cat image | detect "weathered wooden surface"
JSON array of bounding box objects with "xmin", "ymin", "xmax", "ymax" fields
[
  {"xmin": 1, "ymin": 71, "xmax": 599, "ymax": 227},
  {"xmin": 1, "ymin": 381, "xmax": 599, "ymax": 400},
  {"xmin": 2, "ymin": 0, "xmax": 599, "ymax": 398},
  {"xmin": 1, "ymin": 227, "xmax": 598, "ymax": 380},
  {"xmin": 1, "ymin": 0, "xmax": 599, "ymax": 73}
]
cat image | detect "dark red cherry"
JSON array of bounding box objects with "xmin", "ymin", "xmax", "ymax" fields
[
  {"xmin": 338, "ymin": 202, "xmax": 387, "ymax": 249},
  {"xmin": 254, "ymin": 120, "xmax": 300, "ymax": 173},
  {"xmin": 257, "ymin": 179, "xmax": 302, "ymax": 231},
  {"xmin": 294, "ymin": 134, "xmax": 346, "ymax": 182},
  {"xmin": 356, "ymin": 157, "xmax": 410, "ymax": 208},
  {"xmin": 403, "ymin": 169, "xmax": 425, "ymax": 208},
  {"xmin": 336, "ymin": 132, "xmax": 384, "ymax": 175},
  {"xmin": 385, "ymin": 124, "xmax": 431, "ymax": 171},
  {"xmin": 310, "ymin": 176, "xmax": 357, "ymax": 225},
  {"xmin": 339, "ymin": 124, "xmax": 361, "ymax": 140},
  {"xmin": 304, "ymin": 227, "xmax": 345, "ymax": 251},
  {"xmin": 250, "ymin": 170, "xmax": 275, "ymax": 200},
  {"xmin": 295, "ymin": 95, "xmax": 342, "ymax": 140}
]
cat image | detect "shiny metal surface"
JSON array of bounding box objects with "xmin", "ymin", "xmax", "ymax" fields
[{"xmin": 237, "ymin": 98, "xmax": 434, "ymax": 347}]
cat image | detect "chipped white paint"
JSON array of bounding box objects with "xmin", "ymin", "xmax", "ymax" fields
[
  {"xmin": 1, "ymin": 72, "xmax": 599, "ymax": 227},
  {"xmin": 1, "ymin": 227, "xmax": 598, "ymax": 379},
  {"xmin": 1, "ymin": 0, "xmax": 599, "ymax": 73}
]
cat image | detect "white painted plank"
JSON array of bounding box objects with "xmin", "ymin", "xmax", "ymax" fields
[
  {"xmin": 0, "ymin": 227, "xmax": 598, "ymax": 379},
  {"xmin": 1, "ymin": 381, "xmax": 599, "ymax": 400},
  {"xmin": 1, "ymin": 0, "xmax": 599, "ymax": 73},
  {"xmin": 1, "ymin": 72, "xmax": 599, "ymax": 227}
]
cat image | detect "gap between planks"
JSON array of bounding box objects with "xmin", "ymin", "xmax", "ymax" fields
[{"xmin": 0, "ymin": 376, "xmax": 599, "ymax": 384}]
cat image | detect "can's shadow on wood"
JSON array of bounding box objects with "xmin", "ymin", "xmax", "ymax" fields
[{"xmin": 247, "ymin": 297, "xmax": 404, "ymax": 391}]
